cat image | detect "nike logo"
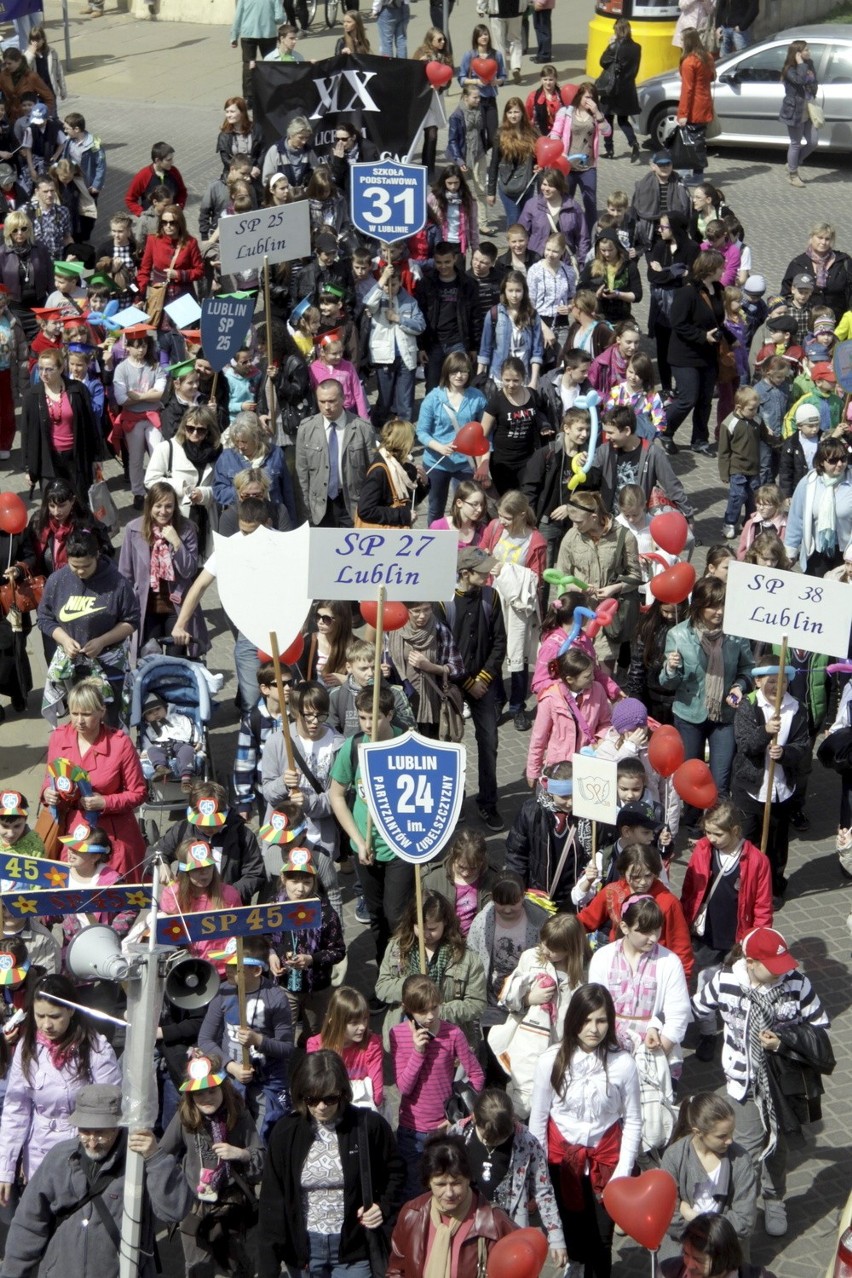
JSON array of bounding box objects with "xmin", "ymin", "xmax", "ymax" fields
[{"xmin": 58, "ymin": 597, "xmax": 107, "ymax": 622}]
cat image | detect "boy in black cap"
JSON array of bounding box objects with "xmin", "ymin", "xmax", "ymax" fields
[
  {"xmin": 753, "ymin": 314, "xmax": 804, "ymax": 379},
  {"xmin": 296, "ymin": 233, "xmax": 355, "ymax": 310},
  {"xmin": 439, "ymin": 547, "xmax": 507, "ymax": 831}
]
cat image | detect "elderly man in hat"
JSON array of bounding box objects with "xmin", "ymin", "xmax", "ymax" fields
[{"xmin": 0, "ymin": 1084, "xmax": 192, "ymax": 1278}]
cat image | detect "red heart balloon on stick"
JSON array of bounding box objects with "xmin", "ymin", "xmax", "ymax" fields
[
  {"xmin": 560, "ymin": 83, "xmax": 580, "ymax": 107},
  {"xmin": 649, "ymin": 561, "xmax": 695, "ymax": 605},
  {"xmin": 471, "ymin": 56, "xmax": 498, "ymax": 83},
  {"xmin": 650, "ymin": 511, "xmax": 689, "ymax": 556},
  {"xmin": 0, "ymin": 491, "xmax": 27, "ymax": 536},
  {"xmin": 602, "ymin": 1170, "xmax": 677, "ymax": 1251},
  {"xmin": 552, "ymin": 154, "xmax": 571, "ymax": 176},
  {"xmin": 648, "ymin": 725, "xmax": 685, "ymax": 778},
  {"xmin": 257, "ymin": 649, "xmax": 273, "ymax": 664},
  {"xmin": 487, "ymin": 1231, "xmax": 546, "ymax": 1278},
  {"xmin": 280, "ymin": 632, "xmax": 305, "ymax": 664},
  {"xmin": 360, "ymin": 600, "xmax": 410, "ymax": 631},
  {"xmin": 535, "ymin": 136, "xmax": 563, "ymax": 168},
  {"xmin": 454, "ymin": 421, "xmax": 490, "ymax": 458},
  {"xmin": 425, "ymin": 60, "xmax": 452, "ymax": 89},
  {"xmin": 673, "ymin": 758, "xmax": 718, "ymax": 810}
]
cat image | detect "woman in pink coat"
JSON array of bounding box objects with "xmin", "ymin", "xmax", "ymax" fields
[
  {"xmin": 526, "ymin": 644, "xmax": 612, "ymax": 784},
  {"xmin": 549, "ymin": 82, "xmax": 612, "ymax": 259},
  {"xmin": 43, "ymin": 679, "xmax": 147, "ymax": 881},
  {"xmin": 0, "ymin": 973, "xmax": 121, "ymax": 1203}
]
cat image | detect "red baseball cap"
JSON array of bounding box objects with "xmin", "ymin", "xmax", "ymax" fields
[
  {"xmin": 811, "ymin": 362, "xmax": 836, "ymax": 383},
  {"xmin": 742, "ymin": 927, "xmax": 798, "ymax": 975}
]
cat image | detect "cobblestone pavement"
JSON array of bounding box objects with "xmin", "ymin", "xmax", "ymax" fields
[{"xmin": 2, "ymin": 4, "xmax": 852, "ymax": 1275}]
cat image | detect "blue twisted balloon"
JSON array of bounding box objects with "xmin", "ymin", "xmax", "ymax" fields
[{"xmin": 567, "ymin": 390, "xmax": 601, "ymax": 491}]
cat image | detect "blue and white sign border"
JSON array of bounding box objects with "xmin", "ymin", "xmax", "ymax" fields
[
  {"xmin": 360, "ymin": 729, "xmax": 466, "ymax": 864},
  {"xmin": 350, "ymin": 161, "xmax": 428, "ymax": 246}
]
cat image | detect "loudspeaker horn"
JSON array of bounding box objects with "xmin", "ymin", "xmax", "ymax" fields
[
  {"xmin": 165, "ymin": 956, "xmax": 219, "ymax": 1010},
  {"xmin": 66, "ymin": 924, "xmax": 131, "ymax": 982}
]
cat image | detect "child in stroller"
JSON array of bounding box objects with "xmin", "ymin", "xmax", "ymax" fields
[{"xmin": 139, "ymin": 690, "xmax": 203, "ymax": 790}]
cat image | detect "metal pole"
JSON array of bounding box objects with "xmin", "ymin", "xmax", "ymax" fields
[{"xmin": 61, "ymin": 0, "xmax": 71, "ymax": 70}]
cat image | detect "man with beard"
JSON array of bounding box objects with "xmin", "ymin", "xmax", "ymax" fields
[{"xmin": 0, "ymin": 1084, "xmax": 192, "ymax": 1278}]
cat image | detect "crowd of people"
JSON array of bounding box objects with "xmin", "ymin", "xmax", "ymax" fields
[{"xmin": 0, "ymin": 7, "xmax": 848, "ymax": 1278}]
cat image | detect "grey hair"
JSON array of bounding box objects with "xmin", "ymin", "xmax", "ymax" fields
[{"xmin": 287, "ymin": 115, "xmax": 312, "ymax": 139}]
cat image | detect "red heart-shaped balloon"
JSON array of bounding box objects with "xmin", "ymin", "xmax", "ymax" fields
[
  {"xmin": 0, "ymin": 491, "xmax": 27, "ymax": 536},
  {"xmin": 673, "ymin": 758, "xmax": 718, "ymax": 810},
  {"xmin": 257, "ymin": 649, "xmax": 273, "ymax": 664},
  {"xmin": 552, "ymin": 154, "xmax": 571, "ymax": 176},
  {"xmin": 359, "ymin": 600, "xmax": 410, "ymax": 631},
  {"xmin": 560, "ymin": 83, "xmax": 580, "ymax": 107},
  {"xmin": 649, "ymin": 561, "xmax": 695, "ymax": 605},
  {"xmin": 454, "ymin": 421, "xmax": 490, "ymax": 458},
  {"xmin": 486, "ymin": 1232, "xmax": 546, "ymax": 1278},
  {"xmin": 650, "ymin": 511, "xmax": 689, "ymax": 556},
  {"xmin": 471, "ymin": 56, "xmax": 498, "ymax": 83},
  {"xmin": 535, "ymin": 136, "xmax": 563, "ymax": 168},
  {"xmin": 602, "ymin": 1170, "xmax": 677, "ymax": 1251},
  {"xmin": 648, "ymin": 725, "xmax": 685, "ymax": 778},
  {"xmin": 425, "ymin": 60, "xmax": 452, "ymax": 89},
  {"xmin": 280, "ymin": 632, "xmax": 305, "ymax": 665}
]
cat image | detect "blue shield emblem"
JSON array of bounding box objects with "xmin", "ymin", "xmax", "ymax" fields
[
  {"xmin": 350, "ymin": 162, "xmax": 428, "ymax": 245},
  {"xmin": 359, "ymin": 730, "xmax": 466, "ymax": 864},
  {"xmin": 200, "ymin": 295, "xmax": 256, "ymax": 374}
]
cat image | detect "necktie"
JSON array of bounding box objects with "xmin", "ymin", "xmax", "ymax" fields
[{"xmin": 327, "ymin": 421, "xmax": 340, "ymax": 500}]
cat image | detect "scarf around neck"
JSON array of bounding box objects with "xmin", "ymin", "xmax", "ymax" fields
[
  {"xmin": 696, "ymin": 622, "xmax": 725, "ymax": 722},
  {"xmin": 806, "ymin": 243, "xmax": 834, "ymax": 290},
  {"xmin": 744, "ymin": 977, "xmax": 789, "ymax": 1159},
  {"xmin": 424, "ymin": 1186, "xmax": 474, "ymax": 1278},
  {"xmin": 36, "ymin": 1028, "xmax": 75, "ymax": 1072},
  {"xmin": 461, "ymin": 106, "xmax": 484, "ymax": 169},
  {"xmin": 815, "ymin": 472, "xmax": 841, "ymax": 553},
  {"xmin": 387, "ymin": 617, "xmax": 442, "ymax": 724},
  {"xmin": 379, "ymin": 446, "xmax": 416, "ymax": 504},
  {"xmin": 149, "ymin": 525, "xmax": 176, "ymax": 593}
]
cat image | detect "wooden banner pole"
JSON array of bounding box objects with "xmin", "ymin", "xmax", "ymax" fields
[
  {"xmin": 363, "ymin": 587, "xmax": 386, "ymax": 861},
  {"xmin": 760, "ymin": 635, "xmax": 789, "ymax": 856},
  {"xmin": 414, "ymin": 864, "xmax": 427, "ymax": 975},
  {"xmin": 263, "ymin": 255, "xmax": 278, "ymax": 428},
  {"xmin": 234, "ymin": 937, "xmax": 251, "ymax": 1072},
  {"xmin": 269, "ymin": 631, "xmax": 296, "ymax": 773}
]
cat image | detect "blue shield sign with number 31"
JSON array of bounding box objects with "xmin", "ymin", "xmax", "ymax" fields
[
  {"xmin": 350, "ymin": 162, "xmax": 428, "ymax": 245},
  {"xmin": 359, "ymin": 730, "xmax": 465, "ymax": 864}
]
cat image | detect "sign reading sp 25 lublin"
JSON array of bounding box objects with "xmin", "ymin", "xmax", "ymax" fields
[
  {"xmin": 217, "ymin": 202, "xmax": 312, "ymax": 276},
  {"xmin": 724, "ymin": 562, "xmax": 852, "ymax": 658},
  {"xmin": 360, "ymin": 730, "xmax": 465, "ymax": 864}
]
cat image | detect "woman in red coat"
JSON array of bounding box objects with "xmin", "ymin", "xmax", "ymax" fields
[
  {"xmin": 42, "ymin": 678, "xmax": 147, "ymax": 881},
  {"xmin": 136, "ymin": 204, "xmax": 204, "ymax": 308},
  {"xmin": 679, "ymin": 798, "xmax": 773, "ymax": 1061},
  {"xmin": 578, "ymin": 843, "xmax": 695, "ymax": 979},
  {"xmin": 387, "ymin": 1135, "xmax": 518, "ymax": 1278},
  {"xmin": 676, "ymin": 30, "xmax": 716, "ymax": 178}
]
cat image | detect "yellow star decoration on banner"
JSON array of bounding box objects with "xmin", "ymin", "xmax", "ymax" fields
[
  {"xmin": 12, "ymin": 897, "xmax": 36, "ymax": 914},
  {"xmin": 46, "ymin": 869, "xmax": 66, "ymax": 887}
]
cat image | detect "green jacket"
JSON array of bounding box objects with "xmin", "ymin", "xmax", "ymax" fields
[{"xmin": 659, "ymin": 620, "xmax": 752, "ymax": 724}]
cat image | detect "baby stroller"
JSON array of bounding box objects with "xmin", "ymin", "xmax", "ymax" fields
[{"xmin": 129, "ymin": 651, "xmax": 218, "ymax": 844}]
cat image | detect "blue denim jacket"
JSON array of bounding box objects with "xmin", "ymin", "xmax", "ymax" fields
[{"xmin": 478, "ymin": 303, "xmax": 544, "ymax": 383}]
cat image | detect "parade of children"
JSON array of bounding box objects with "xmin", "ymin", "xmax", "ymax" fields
[{"xmin": 2, "ymin": 13, "xmax": 852, "ymax": 1278}]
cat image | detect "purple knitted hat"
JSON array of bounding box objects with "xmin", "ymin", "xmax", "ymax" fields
[{"xmin": 611, "ymin": 697, "xmax": 648, "ymax": 735}]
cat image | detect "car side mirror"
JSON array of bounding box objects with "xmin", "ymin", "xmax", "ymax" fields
[{"xmin": 718, "ymin": 70, "xmax": 738, "ymax": 84}]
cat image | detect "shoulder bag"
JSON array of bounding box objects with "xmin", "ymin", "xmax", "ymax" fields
[
  {"xmin": 807, "ymin": 101, "xmax": 825, "ymax": 129},
  {"xmin": 356, "ymin": 1112, "xmax": 391, "ymax": 1278},
  {"xmin": 354, "ymin": 461, "xmax": 409, "ymax": 530},
  {"xmin": 0, "ymin": 564, "xmax": 45, "ymax": 616},
  {"xmin": 145, "ymin": 245, "xmax": 180, "ymax": 328},
  {"xmin": 425, "ymin": 670, "xmax": 465, "ymax": 743}
]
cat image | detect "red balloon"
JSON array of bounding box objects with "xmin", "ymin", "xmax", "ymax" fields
[
  {"xmin": 487, "ymin": 1233, "xmax": 544, "ymax": 1278},
  {"xmin": 552, "ymin": 154, "xmax": 571, "ymax": 176},
  {"xmin": 280, "ymin": 632, "xmax": 305, "ymax": 664},
  {"xmin": 0, "ymin": 491, "xmax": 27, "ymax": 536},
  {"xmin": 535, "ymin": 136, "xmax": 563, "ymax": 168},
  {"xmin": 649, "ymin": 561, "xmax": 696, "ymax": 605},
  {"xmin": 648, "ymin": 725, "xmax": 685, "ymax": 778},
  {"xmin": 560, "ymin": 83, "xmax": 580, "ymax": 107},
  {"xmin": 512, "ymin": 1230, "xmax": 548, "ymax": 1268},
  {"xmin": 673, "ymin": 758, "xmax": 718, "ymax": 810},
  {"xmin": 257, "ymin": 649, "xmax": 273, "ymax": 664},
  {"xmin": 650, "ymin": 511, "xmax": 689, "ymax": 557},
  {"xmin": 471, "ymin": 56, "xmax": 498, "ymax": 83},
  {"xmin": 425, "ymin": 60, "xmax": 452, "ymax": 89},
  {"xmin": 585, "ymin": 597, "xmax": 619, "ymax": 638},
  {"xmin": 359, "ymin": 600, "xmax": 410, "ymax": 631},
  {"xmin": 454, "ymin": 421, "xmax": 490, "ymax": 458},
  {"xmin": 602, "ymin": 1170, "xmax": 677, "ymax": 1251}
]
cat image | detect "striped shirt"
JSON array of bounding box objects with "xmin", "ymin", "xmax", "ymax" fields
[
  {"xmin": 692, "ymin": 958, "xmax": 829, "ymax": 1100},
  {"xmin": 391, "ymin": 1019, "xmax": 484, "ymax": 1132}
]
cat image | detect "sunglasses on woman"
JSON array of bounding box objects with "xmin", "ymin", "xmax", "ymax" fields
[{"xmin": 305, "ymin": 1093, "xmax": 341, "ymax": 1107}]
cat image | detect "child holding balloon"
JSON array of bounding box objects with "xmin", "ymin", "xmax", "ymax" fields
[{"xmin": 526, "ymin": 647, "xmax": 612, "ymax": 786}]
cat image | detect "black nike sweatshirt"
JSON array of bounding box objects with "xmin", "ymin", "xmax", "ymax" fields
[{"xmin": 38, "ymin": 557, "xmax": 140, "ymax": 644}]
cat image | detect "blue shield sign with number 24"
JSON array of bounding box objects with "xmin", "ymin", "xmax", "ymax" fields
[{"xmin": 359, "ymin": 730, "xmax": 465, "ymax": 864}]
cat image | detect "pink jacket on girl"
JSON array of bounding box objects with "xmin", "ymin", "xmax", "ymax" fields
[
  {"xmin": 526, "ymin": 679, "xmax": 612, "ymax": 782},
  {"xmin": 426, "ymin": 192, "xmax": 480, "ymax": 257},
  {"xmin": 700, "ymin": 237, "xmax": 741, "ymax": 287},
  {"xmin": 532, "ymin": 626, "xmax": 621, "ymax": 701},
  {"xmin": 549, "ymin": 106, "xmax": 611, "ymax": 163},
  {"xmin": 736, "ymin": 511, "xmax": 787, "ymax": 561},
  {"xmin": 309, "ymin": 357, "xmax": 370, "ymax": 420}
]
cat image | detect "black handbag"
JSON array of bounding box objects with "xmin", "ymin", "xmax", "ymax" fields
[
  {"xmin": 817, "ymin": 728, "xmax": 852, "ymax": 773},
  {"xmin": 357, "ymin": 1113, "xmax": 391, "ymax": 1278},
  {"xmin": 669, "ymin": 124, "xmax": 707, "ymax": 171},
  {"xmin": 444, "ymin": 1079, "xmax": 478, "ymax": 1125},
  {"xmin": 595, "ymin": 63, "xmax": 617, "ymax": 101}
]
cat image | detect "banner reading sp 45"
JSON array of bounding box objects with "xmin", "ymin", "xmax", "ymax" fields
[
  {"xmin": 360, "ymin": 730, "xmax": 466, "ymax": 864},
  {"xmin": 3, "ymin": 885, "xmax": 152, "ymax": 919},
  {"xmin": 0, "ymin": 851, "xmax": 70, "ymax": 891},
  {"xmin": 155, "ymin": 899, "xmax": 322, "ymax": 946}
]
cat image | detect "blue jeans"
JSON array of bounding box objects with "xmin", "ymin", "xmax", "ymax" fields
[
  {"xmin": 724, "ymin": 473, "xmax": 760, "ymax": 527},
  {"xmin": 427, "ymin": 467, "xmax": 463, "ymax": 525},
  {"xmin": 304, "ymin": 1232, "xmax": 372, "ymax": 1278},
  {"xmin": 375, "ymin": 363, "xmax": 416, "ymax": 426},
  {"xmin": 674, "ymin": 713, "xmax": 736, "ymax": 832},
  {"xmin": 786, "ymin": 120, "xmax": 818, "ymax": 173},
  {"xmin": 498, "ymin": 187, "xmax": 528, "ymax": 229},
  {"xmin": 426, "ymin": 340, "xmax": 465, "ymax": 392},
  {"xmin": 532, "ymin": 7, "xmax": 551, "ymax": 57},
  {"xmin": 664, "ymin": 363, "xmax": 716, "ymax": 446},
  {"xmin": 377, "ymin": 3, "xmax": 408, "ymax": 57},
  {"xmin": 566, "ymin": 167, "xmax": 598, "ymax": 258},
  {"xmin": 718, "ymin": 25, "xmax": 750, "ymax": 56},
  {"xmin": 396, "ymin": 1126, "xmax": 431, "ymax": 1201},
  {"xmin": 234, "ymin": 631, "xmax": 260, "ymax": 713}
]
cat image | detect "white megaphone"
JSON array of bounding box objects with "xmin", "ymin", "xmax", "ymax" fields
[{"xmin": 66, "ymin": 924, "xmax": 131, "ymax": 982}]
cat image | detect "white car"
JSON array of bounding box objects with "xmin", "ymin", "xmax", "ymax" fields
[{"xmin": 635, "ymin": 24, "xmax": 852, "ymax": 151}]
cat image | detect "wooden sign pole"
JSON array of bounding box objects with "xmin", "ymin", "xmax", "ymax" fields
[
  {"xmin": 363, "ymin": 587, "xmax": 386, "ymax": 862},
  {"xmin": 263, "ymin": 255, "xmax": 278, "ymax": 428},
  {"xmin": 269, "ymin": 631, "xmax": 296, "ymax": 772},
  {"xmin": 234, "ymin": 937, "xmax": 251, "ymax": 1072},
  {"xmin": 414, "ymin": 864, "xmax": 427, "ymax": 975},
  {"xmin": 760, "ymin": 636, "xmax": 789, "ymax": 856}
]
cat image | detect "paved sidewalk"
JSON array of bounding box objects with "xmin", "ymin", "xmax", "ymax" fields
[{"xmin": 1, "ymin": 6, "xmax": 852, "ymax": 1276}]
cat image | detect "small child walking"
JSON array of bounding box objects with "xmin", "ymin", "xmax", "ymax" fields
[{"xmin": 719, "ymin": 386, "xmax": 772, "ymax": 540}]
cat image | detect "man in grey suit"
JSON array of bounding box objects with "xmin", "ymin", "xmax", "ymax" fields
[{"xmin": 295, "ymin": 380, "xmax": 376, "ymax": 527}]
